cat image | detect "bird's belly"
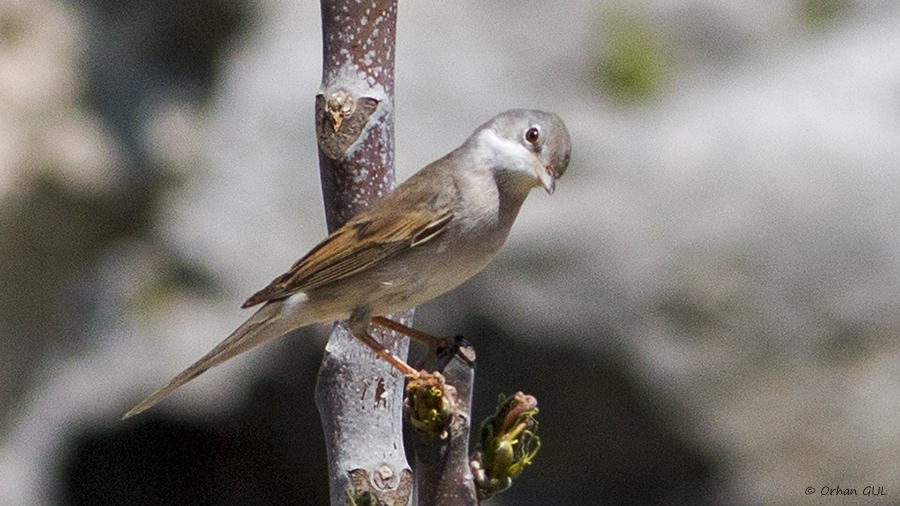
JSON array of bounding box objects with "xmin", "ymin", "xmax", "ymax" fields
[
  {"xmin": 370, "ymin": 243, "xmax": 497, "ymax": 314},
  {"xmin": 305, "ymin": 230, "xmax": 499, "ymax": 318},
  {"xmin": 303, "ymin": 200, "xmax": 517, "ymax": 320}
]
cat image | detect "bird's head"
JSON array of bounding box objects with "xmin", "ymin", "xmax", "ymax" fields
[{"xmin": 473, "ymin": 109, "xmax": 571, "ymax": 195}]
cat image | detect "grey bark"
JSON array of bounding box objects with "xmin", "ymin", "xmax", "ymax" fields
[
  {"xmin": 312, "ymin": 2, "xmax": 484, "ymax": 505},
  {"xmin": 312, "ymin": 1, "xmax": 413, "ymax": 505}
]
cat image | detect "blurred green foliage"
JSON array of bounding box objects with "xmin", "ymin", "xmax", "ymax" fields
[
  {"xmin": 820, "ymin": 321, "xmax": 870, "ymax": 364},
  {"xmin": 800, "ymin": 0, "xmax": 849, "ymax": 28},
  {"xmin": 657, "ymin": 295, "xmax": 719, "ymax": 339},
  {"xmin": 596, "ymin": 9, "xmax": 666, "ymax": 102}
]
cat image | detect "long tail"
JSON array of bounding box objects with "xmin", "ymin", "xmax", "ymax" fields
[{"xmin": 122, "ymin": 301, "xmax": 299, "ymax": 419}]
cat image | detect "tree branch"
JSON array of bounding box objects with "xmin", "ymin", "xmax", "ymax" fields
[
  {"xmin": 313, "ymin": 1, "xmax": 413, "ymax": 505},
  {"xmin": 407, "ymin": 338, "xmax": 479, "ymax": 506}
]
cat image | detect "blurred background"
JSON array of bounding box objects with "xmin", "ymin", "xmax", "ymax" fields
[{"xmin": 2, "ymin": 0, "xmax": 899, "ymax": 504}]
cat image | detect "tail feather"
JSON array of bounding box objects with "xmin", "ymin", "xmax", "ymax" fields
[{"xmin": 122, "ymin": 302, "xmax": 295, "ymax": 419}]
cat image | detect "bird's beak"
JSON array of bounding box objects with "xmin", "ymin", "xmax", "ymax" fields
[{"xmin": 537, "ymin": 165, "xmax": 556, "ymax": 195}]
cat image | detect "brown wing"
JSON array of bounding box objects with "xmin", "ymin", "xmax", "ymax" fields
[{"xmin": 242, "ymin": 207, "xmax": 456, "ymax": 308}]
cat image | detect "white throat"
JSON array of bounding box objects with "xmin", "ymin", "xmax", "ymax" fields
[{"xmin": 475, "ymin": 128, "xmax": 535, "ymax": 177}]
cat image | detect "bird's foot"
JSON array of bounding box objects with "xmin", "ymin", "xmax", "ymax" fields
[{"xmin": 370, "ymin": 316, "xmax": 452, "ymax": 370}]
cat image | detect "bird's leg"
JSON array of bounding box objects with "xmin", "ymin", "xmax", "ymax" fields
[
  {"xmin": 348, "ymin": 309, "xmax": 420, "ymax": 378},
  {"xmin": 350, "ymin": 329, "xmax": 421, "ymax": 378},
  {"xmin": 371, "ymin": 316, "xmax": 451, "ymax": 370}
]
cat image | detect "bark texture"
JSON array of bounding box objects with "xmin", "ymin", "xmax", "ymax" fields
[{"xmin": 313, "ymin": 1, "xmax": 413, "ymax": 505}]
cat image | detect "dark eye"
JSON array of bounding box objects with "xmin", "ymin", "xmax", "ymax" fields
[{"xmin": 524, "ymin": 126, "xmax": 540, "ymax": 145}]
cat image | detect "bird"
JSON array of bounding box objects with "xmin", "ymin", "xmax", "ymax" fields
[{"xmin": 123, "ymin": 109, "xmax": 571, "ymax": 419}]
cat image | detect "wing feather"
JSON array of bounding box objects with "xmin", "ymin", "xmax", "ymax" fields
[{"xmin": 242, "ymin": 207, "xmax": 456, "ymax": 307}]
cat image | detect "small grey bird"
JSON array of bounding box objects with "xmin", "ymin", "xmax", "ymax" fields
[{"xmin": 124, "ymin": 109, "xmax": 571, "ymax": 418}]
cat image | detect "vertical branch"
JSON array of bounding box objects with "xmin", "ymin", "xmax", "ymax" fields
[
  {"xmin": 317, "ymin": 0, "xmax": 396, "ymax": 229},
  {"xmin": 313, "ymin": 1, "xmax": 413, "ymax": 506},
  {"xmin": 408, "ymin": 339, "xmax": 479, "ymax": 506}
]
